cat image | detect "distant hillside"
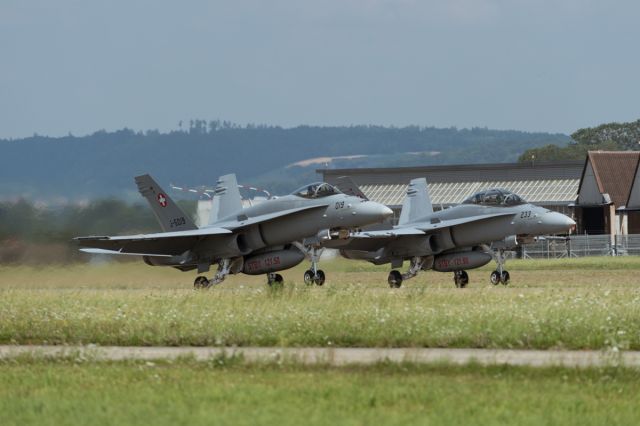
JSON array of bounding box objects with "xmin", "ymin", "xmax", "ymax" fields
[
  {"xmin": 519, "ymin": 119, "xmax": 640, "ymax": 163},
  {"xmin": 0, "ymin": 122, "xmax": 569, "ymax": 201}
]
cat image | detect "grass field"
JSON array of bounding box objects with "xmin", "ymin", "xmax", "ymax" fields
[
  {"xmin": 1, "ymin": 359, "xmax": 639, "ymax": 426},
  {"xmin": 1, "ymin": 257, "xmax": 639, "ymax": 349}
]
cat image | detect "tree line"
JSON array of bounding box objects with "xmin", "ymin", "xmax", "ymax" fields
[
  {"xmin": 0, "ymin": 123, "xmax": 569, "ymax": 201},
  {"xmin": 519, "ymin": 119, "xmax": 640, "ymax": 162}
]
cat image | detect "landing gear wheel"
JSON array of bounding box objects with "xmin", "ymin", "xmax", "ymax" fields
[
  {"xmin": 304, "ymin": 270, "xmax": 314, "ymax": 285},
  {"xmin": 388, "ymin": 270, "xmax": 403, "ymax": 288},
  {"xmin": 194, "ymin": 276, "xmax": 210, "ymax": 289},
  {"xmin": 490, "ymin": 271, "xmax": 501, "ymax": 286},
  {"xmin": 500, "ymin": 271, "xmax": 510, "ymax": 285},
  {"xmin": 313, "ymin": 270, "xmax": 325, "ymax": 286},
  {"xmin": 454, "ymin": 270, "xmax": 469, "ymax": 288},
  {"xmin": 268, "ymin": 273, "xmax": 284, "ymax": 287}
]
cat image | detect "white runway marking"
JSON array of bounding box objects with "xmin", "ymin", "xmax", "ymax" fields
[{"xmin": 1, "ymin": 346, "xmax": 639, "ymax": 367}]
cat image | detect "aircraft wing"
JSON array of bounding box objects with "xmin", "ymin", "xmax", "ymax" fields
[
  {"xmin": 414, "ymin": 212, "xmax": 515, "ymax": 232},
  {"xmin": 75, "ymin": 227, "xmax": 232, "ymax": 256},
  {"xmin": 350, "ymin": 212, "xmax": 515, "ymax": 239},
  {"xmin": 79, "ymin": 248, "xmax": 174, "ymax": 257},
  {"xmin": 76, "ymin": 205, "xmax": 329, "ymax": 256},
  {"xmin": 215, "ymin": 204, "xmax": 329, "ymax": 230}
]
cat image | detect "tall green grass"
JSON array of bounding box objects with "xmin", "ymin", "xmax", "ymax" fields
[
  {"xmin": 1, "ymin": 263, "xmax": 639, "ymax": 349},
  {"xmin": 1, "ymin": 360, "xmax": 639, "ymax": 426}
]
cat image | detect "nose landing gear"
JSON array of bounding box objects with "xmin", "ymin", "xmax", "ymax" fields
[
  {"xmin": 297, "ymin": 244, "xmax": 326, "ymax": 286},
  {"xmin": 304, "ymin": 269, "xmax": 325, "ymax": 286},
  {"xmin": 489, "ymin": 249, "xmax": 510, "ymax": 285},
  {"xmin": 490, "ymin": 270, "xmax": 510, "ymax": 285}
]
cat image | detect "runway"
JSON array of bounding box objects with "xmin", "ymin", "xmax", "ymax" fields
[{"xmin": 2, "ymin": 345, "xmax": 639, "ymax": 367}]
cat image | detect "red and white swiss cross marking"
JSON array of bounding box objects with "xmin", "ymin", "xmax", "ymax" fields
[{"xmin": 157, "ymin": 193, "xmax": 168, "ymax": 207}]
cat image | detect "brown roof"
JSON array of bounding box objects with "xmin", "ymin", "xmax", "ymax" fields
[{"xmin": 586, "ymin": 151, "xmax": 640, "ymax": 206}]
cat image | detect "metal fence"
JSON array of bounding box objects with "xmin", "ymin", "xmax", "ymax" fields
[{"xmin": 521, "ymin": 234, "xmax": 640, "ymax": 258}]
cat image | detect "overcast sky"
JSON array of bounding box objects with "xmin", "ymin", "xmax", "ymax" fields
[{"xmin": 1, "ymin": 0, "xmax": 639, "ymax": 138}]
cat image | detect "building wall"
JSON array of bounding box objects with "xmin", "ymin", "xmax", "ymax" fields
[
  {"xmin": 629, "ymin": 211, "xmax": 640, "ymax": 234},
  {"xmin": 628, "ymin": 171, "xmax": 640, "ymax": 209},
  {"xmin": 574, "ymin": 153, "xmax": 640, "ymax": 236},
  {"xmin": 577, "ymin": 161, "xmax": 604, "ymax": 205}
]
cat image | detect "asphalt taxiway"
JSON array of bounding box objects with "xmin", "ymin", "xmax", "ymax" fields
[{"xmin": 2, "ymin": 346, "xmax": 639, "ymax": 367}]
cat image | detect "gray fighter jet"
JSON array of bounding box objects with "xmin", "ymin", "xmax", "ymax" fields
[
  {"xmin": 333, "ymin": 178, "xmax": 575, "ymax": 288},
  {"xmin": 76, "ymin": 174, "xmax": 393, "ymax": 287}
]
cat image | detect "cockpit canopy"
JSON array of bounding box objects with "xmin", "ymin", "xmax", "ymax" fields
[
  {"xmin": 292, "ymin": 182, "xmax": 342, "ymax": 199},
  {"xmin": 462, "ymin": 188, "xmax": 526, "ymax": 206}
]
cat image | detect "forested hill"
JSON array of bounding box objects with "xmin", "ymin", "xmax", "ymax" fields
[
  {"xmin": 519, "ymin": 119, "xmax": 640, "ymax": 162},
  {"xmin": 0, "ymin": 123, "xmax": 569, "ymax": 201}
]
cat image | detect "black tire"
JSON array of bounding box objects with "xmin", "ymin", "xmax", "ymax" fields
[
  {"xmin": 303, "ymin": 270, "xmax": 314, "ymax": 285},
  {"xmin": 459, "ymin": 270, "xmax": 469, "ymax": 288},
  {"xmin": 500, "ymin": 271, "xmax": 510, "ymax": 285},
  {"xmin": 388, "ymin": 270, "xmax": 402, "ymax": 288},
  {"xmin": 490, "ymin": 271, "xmax": 501, "ymax": 285},
  {"xmin": 314, "ymin": 270, "xmax": 326, "ymax": 286},
  {"xmin": 267, "ymin": 273, "xmax": 284, "ymax": 287},
  {"xmin": 454, "ymin": 271, "xmax": 469, "ymax": 288},
  {"xmin": 194, "ymin": 276, "xmax": 209, "ymax": 289}
]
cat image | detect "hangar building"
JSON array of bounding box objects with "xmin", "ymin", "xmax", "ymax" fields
[
  {"xmin": 318, "ymin": 161, "xmax": 583, "ymax": 220},
  {"xmin": 574, "ymin": 151, "xmax": 640, "ymax": 235}
]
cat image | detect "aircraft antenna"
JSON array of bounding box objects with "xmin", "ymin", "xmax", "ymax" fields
[{"xmin": 170, "ymin": 183, "xmax": 272, "ymax": 200}]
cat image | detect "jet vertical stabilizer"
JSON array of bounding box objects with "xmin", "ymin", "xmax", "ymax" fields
[
  {"xmin": 135, "ymin": 174, "xmax": 198, "ymax": 232},
  {"xmin": 334, "ymin": 176, "xmax": 369, "ymax": 200},
  {"xmin": 209, "ymin": 174, "xmax": 243, "ymax": 224},
  {"xmin": 398, "ymin": 178, "xmax": 432, "ymax": 225}
]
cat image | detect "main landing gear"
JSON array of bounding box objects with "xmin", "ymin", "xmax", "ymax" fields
[
  {"xmin": 195, "ymin": 270, "xmax": 284, "ymax": 289},
  {"xmin": 193, "ymin": 258, "xmax": 241, "ymax": 289},
  {"xmin": 453, "ymin": 270, "xmax": 469, "ymax": 288},
  {"xmin": 489, "ymin": 249, "xmax": 510, "ymax": 285},
  {"xmin": 300, "ymin": 245, "xmax": 326, "ymax": 286},
  {"xmin": 388, "ymin": 270, "xmax": 403, "ymax": 288},
  {"xmin": 267, "ymin": 273, "xmax": 284, "ymax": 286},
  {"xmin": 194, "ymin": 275, "xmax": 210, "ymax": 289},
  {"xmin": 387, "ymin": 256, "xmax": 431, "ymax": 288}
]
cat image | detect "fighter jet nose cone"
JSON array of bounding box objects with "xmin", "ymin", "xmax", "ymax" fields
[
  {"xmin": 356, "ymin": 201, "xmax": 394, "ymax": 224},
  {"xmin": 557, "ymin": 214, "xmax": 576, "ymax": 229},
  {"xmin": 543, "ymin": 212, "xmax": 576, "ymax": 233}
]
